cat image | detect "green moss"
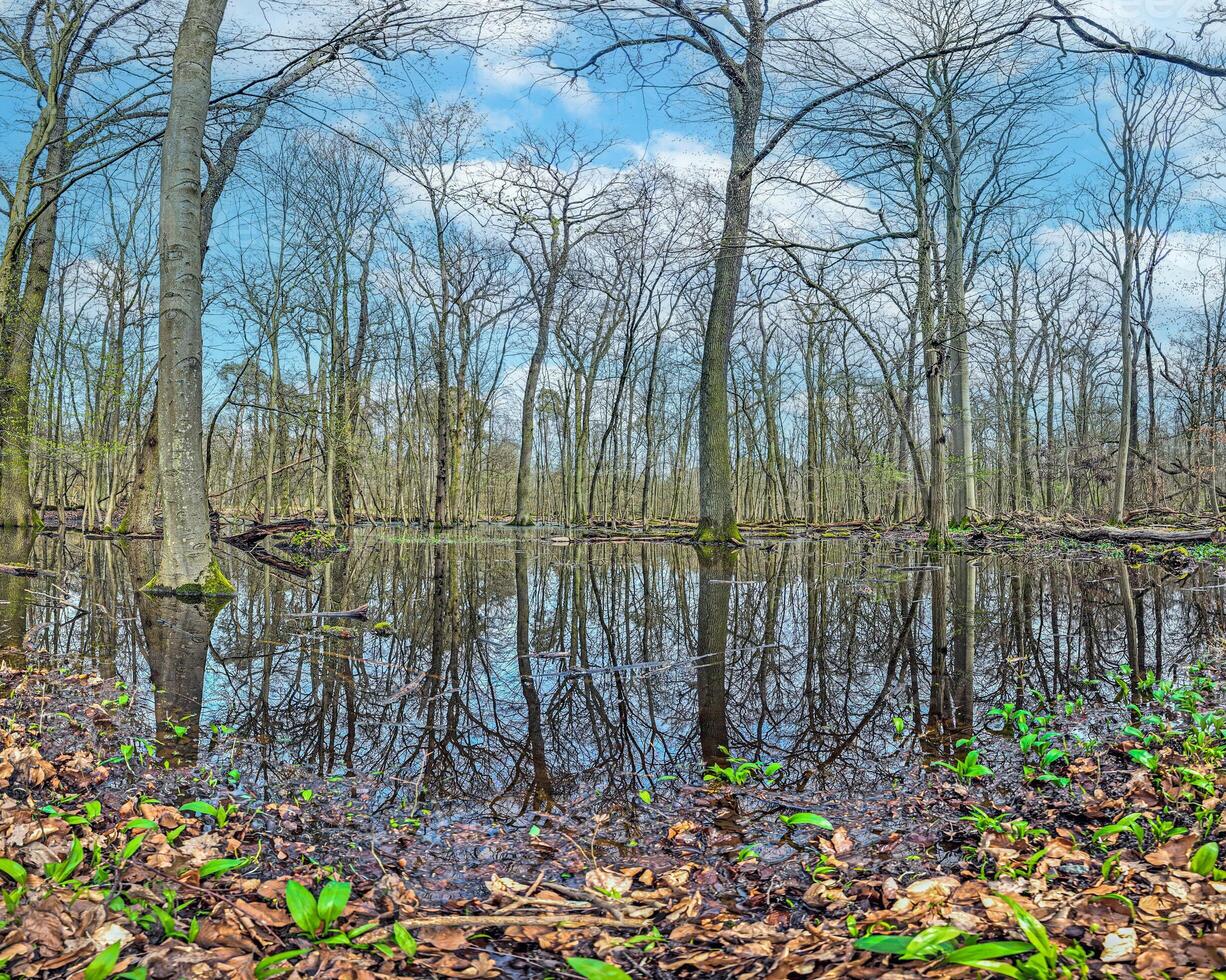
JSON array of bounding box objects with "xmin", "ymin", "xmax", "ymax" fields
[
  {"xmin": 115, "ymin": 515, "xmax": 130, "ymax": 534},
  {"xmin": 198, "ymin": 559, "xmax": 235, "ymax": 596},
  {"xmin": 371, "ymin": 621, "xmax": 394, "ymax": 636},
  {"xmin": 695, "ymin": 521, "xmax": 744, "ymax": 545},
  {"xmin": 926, "ymin": 529, "xmax": 950, "ymax": 549},
  {"xmin": 290, "ymin": 527, "xmax": 338, "ymax": 549},
  {"xmin": 141, "ymin": 558, "xmax": 235, "ymax": 598}
]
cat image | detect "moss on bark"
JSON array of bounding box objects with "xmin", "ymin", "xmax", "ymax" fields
[
  {"xmin": 141, "ymin": 557, "xmax": 235, "ymax": 597},
  {"xmin": 694, "ymin": 521, "xmax": 744, "ymax": 545}
]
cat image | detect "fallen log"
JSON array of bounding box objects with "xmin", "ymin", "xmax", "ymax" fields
[
  {"xmin": 285, "ymin": 603, "xmax": 369, "ymax": 620},
  {"xmin": 247, "ymin": 545, "xmax": 311, "ymax": 578},
  {"xmin": 0, "ymin": 564, "xmax": 42, "ymax": 577},
  {"xmin": 1039, "ymin": 524, "xmax": 1224, "ymax": 545},
  {"xmin": 223, "ymin": 517, "xmax": 314, "ymax": 549}
]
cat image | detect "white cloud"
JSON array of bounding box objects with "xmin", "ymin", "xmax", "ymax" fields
[{"xmin": 475, "ymin": 54, "xmax": 602, "ymax": 117}]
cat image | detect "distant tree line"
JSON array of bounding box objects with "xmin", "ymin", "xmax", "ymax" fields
[{"xmin": 2, "ymin": 0, "xmax": 1226, "ymax": 591}]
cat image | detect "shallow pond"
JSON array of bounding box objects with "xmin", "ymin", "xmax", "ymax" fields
[{"xmin": 1, "ymin": 526, "xmax": 1222, "ymax": 816}]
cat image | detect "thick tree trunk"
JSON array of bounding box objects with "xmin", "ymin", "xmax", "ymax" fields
[
  {"xmin": 695, "ymin": 545, "xmax": 734, "ymax": 763},
  {"xmin": 146, "ymin": 0, "xmax": 233, "ymax": 595},
  {"xmin": 697, "ymin": 79, "xmax": 761, "ymax": 544},
  {"xmin": 0, "ymin": 122, "xmax": 67, "ymax": 528}
]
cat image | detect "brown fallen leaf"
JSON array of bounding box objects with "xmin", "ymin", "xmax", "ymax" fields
[
  {"xmin": 234, "ymin": 899, "xmax": 293, "ymax": 929},
  {"xmin": 1101, "ymin": 926, "xmax": 1138, "ymax": 963},
  {"xmin": 1144, "ymin": 835, "xmax": 1198, "ymax": 869},
  {"xmin": 429, "ymin": 951, "xmax": 500, "ymax": 977},
  {"xmin": 418, "ymin": 926, "xmax": 470, "ymax": 950}
]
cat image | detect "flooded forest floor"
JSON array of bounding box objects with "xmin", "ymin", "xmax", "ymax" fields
[{"xmin": 1, "ymin": 653, "xmax": 1224, "ymax": 979}]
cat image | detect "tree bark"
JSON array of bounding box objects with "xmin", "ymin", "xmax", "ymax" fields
[
  {"xmin": 697, "ymin": 70, "xmax": 761, "ymax": 544},
  {"xmin": 513, "ymin": 280, "xmax": 556, "ymax": 525},
  {"xmin": 0, "ymin": 120, "xmax": 68, "ymax": 528},
  {"xmin": 1112, "ymin": 234, "xmax": 1136, "ymax": 523},
  {"xmin": 146, "ymin": 0, "xmax": 233, "ymax": 595},
  {"xmin": 916, "ymin": 125, "xmax": 948, "ymax": 548}
]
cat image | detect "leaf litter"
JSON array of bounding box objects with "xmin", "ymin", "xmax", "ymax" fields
[{"xmin": 0, "ymin": 659, "xmax": 1223, "ymax": 979}]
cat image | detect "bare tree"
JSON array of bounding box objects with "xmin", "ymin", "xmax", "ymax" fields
[
  {"xmin": 1085, "ymin": 56, "xmax": 1195, "ymax": 522},
  {"xmin": 485, "ymin": 127, "xmax": 629, "ymax": 526}
]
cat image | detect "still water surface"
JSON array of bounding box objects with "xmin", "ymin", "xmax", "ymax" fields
[{"xmin": 1, "ymin": 527, "xmax": 1221, "ymax": 814}]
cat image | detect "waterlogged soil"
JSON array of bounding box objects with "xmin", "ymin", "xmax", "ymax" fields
[{"xmin": 0, "ymin": 660, "xmax": 1224, "ymax": 979}]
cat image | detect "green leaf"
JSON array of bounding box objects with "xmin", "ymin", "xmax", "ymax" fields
[
  {"xmin": 47, "ymin": 836, "xmax": 85, "ymax": 883},
  {"xmin": 780, "ymin": 812, "xmax": 834, "ymax": 830},
  {"xmin": 254, "ymin": 949, "xmax": 309, "ymax": 980},
  {"xmin": 198, "ymin": 857, "xmax": 252, "ymax": 879},
  {"xmin": 854, "ymin": 935, "xmax": 913, "ymax": 955},
  {"xmin": 945, "ymin": 958, "xmax": 1022, "ymax": 978},
  {"xmin": 316, "ymin": 880, "xmax": 351, "ymax": 927},
  {"xmin": 285, "ymin": 879, "xmax": 321, "ymax": 935},
  {"xmin": 0, "ymin": 858, "xmax": 27, "ymax": 886},
  {"xmin": 83, "ymin": 942, "xmax": 122, "ymax": 980},
  {"xmin": 1191, "ymin": 842, "xmax": 1220, "ymax": 876},
  {"xmin": 393, "ymin": 922, "xmax": 418, "ymax": 961},
  {"xmin": 120, "ymin": 833, "xmax": 146, "ymax": 861},
  {"xmin": 566, "ymin": 957, "xmax": 632, "ymax": 980},
  {"xmin": 942, "ymin": 941, "xmax": 1035, "ymax": 964},
  {"xmin": 994, "ymin": 894, "xmax": 1054, "ymax": 964},
  {"xmin": 179, "ymin": 801, "xmax": 218, "ymax": 818},
  {"xmin": 123, "ymin": 818, "xmax": 158, "ymax": 832},
  {"xmin": 902, "ymin": 925, "xmax": 965, "ymax": 959}
]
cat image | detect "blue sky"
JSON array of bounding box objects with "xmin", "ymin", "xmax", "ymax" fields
[{"xmin": 4, "ymin": 0, "xmax": 1225, "ymax": 411}]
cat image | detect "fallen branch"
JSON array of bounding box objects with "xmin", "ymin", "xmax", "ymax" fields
[
  {"xmin": 284, "ymin": 603, "xmax": 369, "ymax": 620},
  {"xmin": 245, "ymin": 545, "xmax": 311, "ymax": 578},
  {"xmin": 0, "ymin": 564, "xmax": 42, "ymax": 577},
  {"xmin": 223, "ymin": 518, "xmax": 314, "ymax": 549},
  {"xmin": 1034, "ymin": 523, "xmax": 1223, "ymax": 545},
  {"xmin": 395, "ymin": 913, "xmax": 643, "ymax": 929}
]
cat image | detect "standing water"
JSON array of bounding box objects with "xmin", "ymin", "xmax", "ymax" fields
[{"xmin": 1, "ymin": 526, "xmax": 1221, "ymax": 815}]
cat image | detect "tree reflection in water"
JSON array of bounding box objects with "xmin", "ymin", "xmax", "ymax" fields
[
  {"xmin": 129, "ymin": 546, "xmax": 227, "ymax": 767},
  {"xmin": 3, "ymin": 528, "xmax": 1223, "ymax": 813}
]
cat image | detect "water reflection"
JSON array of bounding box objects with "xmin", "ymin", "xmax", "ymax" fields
[
  {"xmin": 1, "ymin": 528, "xmax": 1222, "ymax": 813},
  {"xmin": 0, "ymin": 528, "xmax": 34, "ymax": 665},
  {"xmin": 128, "ymin": 548, "xmax": 226, "ymax": 767}
]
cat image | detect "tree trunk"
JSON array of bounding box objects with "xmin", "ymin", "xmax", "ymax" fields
[
  {"xmin": 513, "ymin": 282, "xmax": 556, "ymax": 526},
  {"xmin": 941, "ymin": 102, "xmax": 975, "ymax": 523},
  {"xmin": 697, "ymin": 76, "xmax": 761, "ymax": 544},
  {"xmin": 0, "ymin": 121, "xmax": 68, "ymax": 528},
  {"xmin": 146, "ymin": 0, "xmax": 233, "ymax": 595},
  {"xmin": 123, "ymin": 400, "xmax": 160, "ymax": 534},
  {"xmin": 1112, "ymin": 236, "xmax": 1136, "ymax": 523},
  {"xmin": 916, "ymin": 127, "xmax": 948, "ymax": 547}
]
